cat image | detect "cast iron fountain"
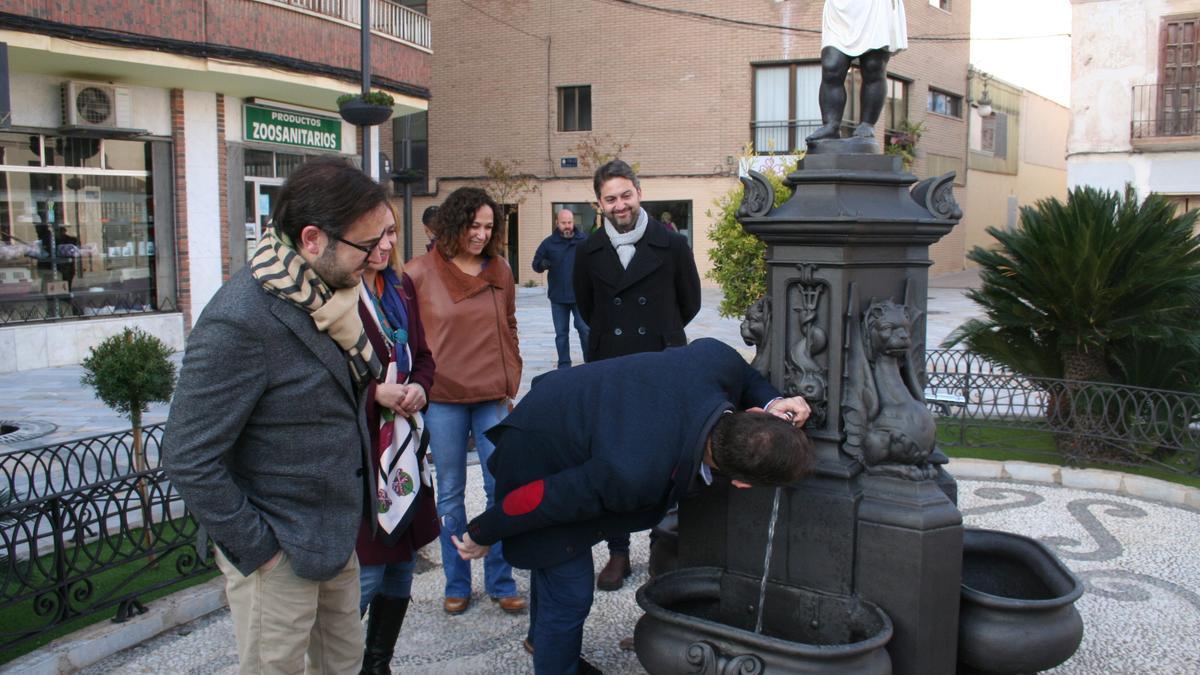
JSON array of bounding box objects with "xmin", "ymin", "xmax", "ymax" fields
[{"xmin": 633, "ymin": 141, "xmax": 1085, "ymax": 673}]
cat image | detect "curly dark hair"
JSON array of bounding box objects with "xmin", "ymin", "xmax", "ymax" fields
[
  {"xmin": 709, "ymin": 411, "xmax": 814, "ymax": 486},
  {"xmin": 434, "ymin": 187, "xmax": 505, "ymax": 259}
]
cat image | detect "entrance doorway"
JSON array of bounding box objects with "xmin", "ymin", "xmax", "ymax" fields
[
  {"xmin": 503, "ymin": 204, "xmax": 519, "ymax": 281},
  {"xmin": 243, "ymin": 179, "xmax": 283, "ymax": 261}
]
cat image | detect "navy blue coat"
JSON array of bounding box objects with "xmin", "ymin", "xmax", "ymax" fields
[
  {"xmin": 467, "ymin": 339, "xmax": 780, "ymax": 570},
  {"xmin": 532, "ymin": 229, "xmax": 586, "ymax": 304}
]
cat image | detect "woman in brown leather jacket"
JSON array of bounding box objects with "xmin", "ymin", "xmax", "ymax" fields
[{"xmin": 404, "ymin": 187, "xmax": 525, "ymax": 617}]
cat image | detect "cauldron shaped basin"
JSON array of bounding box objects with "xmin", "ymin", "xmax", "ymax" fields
[
  {"xmin": 959, "ymin": 528, "xmax": 1084, "ymax": 674},
  {"xmin": 635, "ymin": 567, "xmax": 893, "ymax": 674}
]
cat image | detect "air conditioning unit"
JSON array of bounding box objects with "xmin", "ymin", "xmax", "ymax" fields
[{"xmin": 61, "ymin": 81, "xmax": 133, "ymax": 129}]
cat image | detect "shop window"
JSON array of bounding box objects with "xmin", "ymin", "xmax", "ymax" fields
[
  {"xmin": 558, "ymin": 86, "xmax": 592, "ymax": 132},
  {"xmin": 928, "ymin": 88, "xmax": 963, "ymax": 118},
  {"xmin": 0, "ymin": 134, "xmax": 164, "ymax": 324},
  {"xmin": 643, "ymin": 200, "xmax": 694, "ymax": 247}
]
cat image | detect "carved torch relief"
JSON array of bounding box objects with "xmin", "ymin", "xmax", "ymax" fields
[
  {"xmin": 784, "ymin": 264, "xmax": 829, "ymax": 427},
  {"xmin": 841, "ymin": 281, "xmax": 941, "ymax": 480}
]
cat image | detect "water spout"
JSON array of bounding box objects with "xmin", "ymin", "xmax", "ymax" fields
[{"xmin": 755, "ymin": 487, "xmax": 783, "ymax": 633}]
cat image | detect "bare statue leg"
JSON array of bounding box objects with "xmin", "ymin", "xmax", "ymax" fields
[
  {"xmin": 854, "ymin": 49, "xmax": 892, "ymax": 139},
  {"xmin": 806, "ymin": 47, "xmax": 852, "ymax": 143}
]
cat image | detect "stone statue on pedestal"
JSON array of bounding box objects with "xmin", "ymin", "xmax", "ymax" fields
[{"xmin": 806, "ymin": 0, "xmax": 908, "ymax": 146}]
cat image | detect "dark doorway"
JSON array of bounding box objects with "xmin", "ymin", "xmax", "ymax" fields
[{"xmin": 503, "ymin": 204, "xmax": 519, "ymax": 281}]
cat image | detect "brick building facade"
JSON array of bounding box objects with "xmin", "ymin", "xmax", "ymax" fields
[
  {"xmin": 0, "ymin": 0, "xmax": 430, "ymax": 371},
  {"xmin": 417, "ymin": 0, "xmax": 971, "ymax": 287}
]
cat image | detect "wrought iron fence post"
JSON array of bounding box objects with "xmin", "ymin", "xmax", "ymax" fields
[
  {"xmin": 959, "ymin": 355, "xmax": 971, "ymax": 446},
  {"xmin": 49, "ymin": 496, "xmax": 70, "ymax": 624}
]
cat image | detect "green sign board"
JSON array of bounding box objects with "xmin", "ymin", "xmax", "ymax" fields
[{"xmin": 244, "ymin": 104, "xmax": 341, "ymax": 151}]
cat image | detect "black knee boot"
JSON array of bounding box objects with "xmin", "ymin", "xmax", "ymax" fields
[{"xmin": 361, "ymin": 595, "xmax": 410, "ymax": 675}]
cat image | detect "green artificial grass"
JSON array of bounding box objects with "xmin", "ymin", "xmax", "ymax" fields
[
  {"xmin": 0, "ymin": 518, "xmax": 219, "ymax": 664},
  {"xmin": 937, "ymin": 418, "xmax": 1200, "ymax": 490}
]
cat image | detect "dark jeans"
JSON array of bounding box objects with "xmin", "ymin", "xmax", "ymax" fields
[
  {"xmin": 528, "ymin": 549, "xmax": 595, "ymax": 674},
  {"xmin": 550, "ymin": 302, "xmax": 589, "ymax": 368}
]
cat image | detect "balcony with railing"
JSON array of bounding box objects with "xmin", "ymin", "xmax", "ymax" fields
[
  {"xmin": 256, "ymin": 0, "xmax": 430, "ymax": 50},
  {"xmin": 751, "ymin": 120, "xmax": 823, "ymax": 155},
  {"xmin": 1131, "ymin": 83, "xmax": 1200, "ymax": 150}
]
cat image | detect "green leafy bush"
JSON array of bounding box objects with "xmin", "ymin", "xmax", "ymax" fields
[
  {"xmin": 81, "ymin": 327, "xmax": 176, "ymax": 431},
  {"xmin": 705, "ymin": 160, "xmax": 796, "ymax": 318},
  {"xmin": 337, "ymin": 91, "xmax": 395, "ymax": 107},
  {"xmin": 945, "ymin": 186, "xmax": 1200, "ymax": 391}
]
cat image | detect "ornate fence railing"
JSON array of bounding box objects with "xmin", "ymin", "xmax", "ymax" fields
[
  {"xmin": 0, "ymin": 425, "xmax": 215, "ymax": 655},
  {"xmin": 258, "ymin": 0, "xmax": 431, "ymax": 49},
  {"xmin": 924, "ymin": 349, "xmax": 1200, "ymax": 476}
]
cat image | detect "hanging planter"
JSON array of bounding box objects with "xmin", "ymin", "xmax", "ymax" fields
[{"xmin": 337, "ymin": 91, "xmax": 395, "ymax": 127}]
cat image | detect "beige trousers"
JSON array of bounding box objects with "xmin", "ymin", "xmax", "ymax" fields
[{"xmin": 216, "ymin": 548, "xmax": 363, "ymax": 675}]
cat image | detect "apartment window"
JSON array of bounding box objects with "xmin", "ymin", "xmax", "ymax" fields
[
  {"xmin": 557, "ymin": 86, "xmax": 591, "ymax": 132},
  {"xmin": 929, "ymin": 0, "xmax": 950, "ymax": 10},
  {"xmin": 928, "ymin": 88, "xmax": 963, "ymax": 118},
  {"xmin": 753, "ymin": 63, "xmax": 908, "ymax": 153}
]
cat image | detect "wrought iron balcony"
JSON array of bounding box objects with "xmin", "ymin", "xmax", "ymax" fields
[
  {"xmin": 1131, "ymin": 83, "xmax": 1199, "ymax": 140},
  {"xmin": 750, "ymin": 119, "xmax": 823, "ymax": 155},
  {"xmin": 258, "ymin": 0, "xmax": 430, "ymax": 49}
]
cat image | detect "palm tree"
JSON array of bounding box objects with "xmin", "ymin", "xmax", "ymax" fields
[{"xmin": 946, "ymin": 186, "xmax": 1200, "ymax": 385}]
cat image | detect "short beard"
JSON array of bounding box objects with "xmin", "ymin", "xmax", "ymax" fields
[{"xmin": 309, "ymin": 245, "xmax": 360, "ymax": 289}]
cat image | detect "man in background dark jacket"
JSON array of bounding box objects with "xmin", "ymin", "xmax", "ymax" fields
[
  {"xmin": 453, "ymin": 339, "xmax": 814, "ymax": 674},
  {"xmin": 533, "ymin": 208, "xmax": 589, "ymax": 368},
  {"xmin": 573, "ymin": 159, "xmax": 703, "ymax": 590}
]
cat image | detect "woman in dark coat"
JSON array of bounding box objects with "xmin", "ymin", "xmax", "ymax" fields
[{"xmin": 355, "ymin": 206, "xmax": 439, "ymax": 675}]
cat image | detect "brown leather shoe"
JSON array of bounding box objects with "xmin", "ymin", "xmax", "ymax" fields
[
  {"xmin": 491, "ymin": 595, "xmax": 527, "ymax": 614},
  {"xmin": 443, "ymin": 596, "xmax": 470, "ymax": 615},
  {"xmin": 596, "ymin": 552, "xmax": 632, "ymax": 591}
]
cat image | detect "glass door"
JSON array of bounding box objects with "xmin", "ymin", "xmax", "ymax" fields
[{"xmin": 243, "ymin": 179, "xmax": 283, "ymax": 260}]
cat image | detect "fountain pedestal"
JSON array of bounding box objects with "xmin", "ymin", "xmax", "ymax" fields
[{"xmin": 676, "ymin": 152, "xmax": 964, "ymax": 674}]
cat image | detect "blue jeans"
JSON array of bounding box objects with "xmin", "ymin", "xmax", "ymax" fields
[
  {"xmin": 358, "ymin": 560, "xmax": 416, "ymax": 615},
  {"xmin": 529, "ymin": 549, "xmax": 595, "ymax": 674},
  {"xmin": 550, "ymin": 302, "xmax": 589, "ymax": 368},
  {"xmin": 425, "ymin": 400, "xmax": 518, "ymax": 600}
]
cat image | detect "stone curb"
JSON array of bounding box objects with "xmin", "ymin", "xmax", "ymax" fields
[
  {"xmin": 946, "ymin": 458, "xmax": 1200, "ymax": 510},
  {"xmin": 5, "ymin": 577, "xmax": 227, "ymax": 674}
]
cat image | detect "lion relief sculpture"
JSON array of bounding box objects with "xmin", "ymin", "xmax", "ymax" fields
[{"xmin": 842, "ymin": 297, "xmax": 938, "ymax": 480}]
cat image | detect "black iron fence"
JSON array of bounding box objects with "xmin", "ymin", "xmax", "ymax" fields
[
  {"xmin": 925, "ymin": 349, "xmax": 1200, "ymax": 475},
  {"xmin": 0, "ymin": 425, "xmax": 215, "ymax": 655},
  {"xmin": 1131, "ymin": 83, "xmax": 1200, "ymax": 139},
  {"xmin": 0, "ymin": 293, "xmax": 176, "ymax": 326}
]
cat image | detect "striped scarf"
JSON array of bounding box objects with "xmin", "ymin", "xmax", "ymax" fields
[{"xmin": 250, "ymin": 229, "xmax": 384, "ymax": 387}]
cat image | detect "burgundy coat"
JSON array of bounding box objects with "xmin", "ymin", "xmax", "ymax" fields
[{"xmin": 356, "ymin": 273, "xmax": 440, "ymax": 566}]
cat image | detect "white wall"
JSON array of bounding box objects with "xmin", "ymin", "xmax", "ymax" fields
[
  {"xmin": 183, "ymin": 90, "xmax": 223, "ymax": 318},
  {"xmin": 8, "ymin": 73, "xmax": 170, "ymax": 132}
]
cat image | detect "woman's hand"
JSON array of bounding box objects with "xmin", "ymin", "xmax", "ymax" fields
[
  {"xmin": 398, "ymin": 383, "xmax": 427, "ymax": 415},
  {"xmin": 374, "ymin": 383, "xmax": 408, "ymax": 413}
]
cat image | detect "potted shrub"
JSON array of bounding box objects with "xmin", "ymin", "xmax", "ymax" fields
[{"xmin": 337, "ymin": 90, "xmax": 395, "ymax": 127}]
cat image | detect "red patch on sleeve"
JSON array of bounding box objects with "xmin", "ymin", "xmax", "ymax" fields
[{"xmin": 502, "ymin": 479, "xmax": 545, "ymax": 516}]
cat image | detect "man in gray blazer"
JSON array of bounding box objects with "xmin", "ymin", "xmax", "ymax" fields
[{"xmin": 163, "ymin": 157, "xmax": 395, "ymax": 673}]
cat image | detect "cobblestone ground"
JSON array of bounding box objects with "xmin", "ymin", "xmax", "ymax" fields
[{"xmin": 80, "ymin": 473, "xmax": 1200, "ymax": 674}]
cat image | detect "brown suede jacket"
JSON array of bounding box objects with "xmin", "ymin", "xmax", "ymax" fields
[{"xmin": 405, "ymin": 250, "xmax": 522, "ymax": 404}]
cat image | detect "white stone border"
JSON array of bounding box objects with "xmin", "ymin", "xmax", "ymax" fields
[
  {"xmin": 5, "ymin": 578, "xmax": 226, "ymax": 674},
  {"xmin": 947, "ymin": 458, "xmax": 1200, "ymax": 511}
]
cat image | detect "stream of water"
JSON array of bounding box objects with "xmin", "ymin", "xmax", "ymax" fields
[{"xmin": 755, "ymin": 486, "xmax": 783, "ymax": 634}]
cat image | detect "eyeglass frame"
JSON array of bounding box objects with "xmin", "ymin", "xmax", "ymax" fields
[{"xmin": 325, "ymin": 225, "xmax": 397, "ymax": 263}]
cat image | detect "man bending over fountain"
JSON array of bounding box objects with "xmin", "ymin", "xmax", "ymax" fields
[{"xmin": 452, "ymin": 338, "xmax": 814, "ymax": 674}]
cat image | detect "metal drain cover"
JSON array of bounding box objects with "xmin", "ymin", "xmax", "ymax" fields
[{"xmin": 0, "ymin": 420, "xmax": 59, "ymax": 444}]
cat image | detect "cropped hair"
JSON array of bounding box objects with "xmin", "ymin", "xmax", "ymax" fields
[
  {"xmin": 434, "ymin": 187, "xmax": 505, "ymax": 259},
  {"xmin": 592, "ymin": 159, "xmax": 640, "ymax": 198},
  {"xmin": 709, "ymin": 411, "xmax": 815, "ymax": 487},
  {"xmin": 422, "ymin": 205, "xmax": 440, "ymax": 227},
  {"xmin": 271, "ymin": 156, "xmax": 388, "ymax": 244}
]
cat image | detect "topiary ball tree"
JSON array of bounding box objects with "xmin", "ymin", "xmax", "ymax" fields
[{"xmin": 81, "ymin": 327, "xmax": 176, "ymax": 469}]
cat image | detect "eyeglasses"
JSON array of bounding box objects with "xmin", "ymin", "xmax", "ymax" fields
[{"xmin": 329, "ymin": 226, "xmax": 397, "ymax": 262}]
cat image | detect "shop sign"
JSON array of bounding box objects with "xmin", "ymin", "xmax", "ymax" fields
[{"xmin": 244, "ymin": 104, "xmax": 341, "ymax": 151}]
